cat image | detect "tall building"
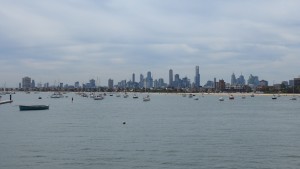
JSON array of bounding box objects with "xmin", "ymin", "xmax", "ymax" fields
[
  {"xmin": 294, "ymin": 78, "xmax": 300, "ymax": 87},
  {"xmin": 132, "ymin": 73, "xmax": 135, "ymax": 83},
  {"xmin": 214, "ymin": 77, "xmax": 216, "ymax": 89},
  {"xmin": 31, "ymin": 80, "xmax": 35, "ymax": 88},
  {"xmin": 108, "ymin": 79, "xmax": 114, "ymax": 89},
  {"xmin": 194, "ymin": 66, "xmax": 200, "ymax": 89},
  {"xmin": 75, "ymin": 81, "xmax": 80, "ymax": 88},
  {"xmin": 169, "ymin": 69, "xmax": 173, "ymax": 87},
  {"xmin": 139, "ymin": 74, "xmax": 144, "ymax": 88},
  {"xmin": 231, "ymin": 73, "xmax": 236, "ymax": 85},
  {"xmin": 237, "ymin": 74, "xmax": 245, "ymax": 85},
  {"xmin": 145, "ymin": 71, "xmax": 153, "ymax": 88},
  {"xmin": 248, "ymin": 74, "xmax": 259, "ymax": 87},
  {"xmin": 90, "ymin": 79, "xmax": 96, "ymax": 88},
  {"xmin": 22, "ymin": 76, "xmax": 31, "ymax": 89}
]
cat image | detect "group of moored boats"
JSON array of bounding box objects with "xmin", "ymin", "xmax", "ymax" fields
[{"xmin": 76, "ymin": 92, "xmax": 151, "ymax": 102}]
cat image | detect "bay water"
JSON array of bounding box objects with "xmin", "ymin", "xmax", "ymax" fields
[{"xmin": 0, "ymin": 92, "xmax": 300, "ymax": 169}]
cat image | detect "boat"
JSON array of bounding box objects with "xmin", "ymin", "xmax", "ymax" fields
[
  {"xmin": 229, "ymin": 95, "xmax": 234, "ymax": 100},
  {"xmin": 250, "ymin": 93, "xmax": 255, "ymax": 97},
  {"xmin": 241, "ymin": 95, "xmax": 246, "ymax": 99},
  {"xmin": 38, "ymin": 96, "xmax": 42, "ymax": 99},
  {"xmin": 50, "ymin": 92, "xmax": 64, "ymax": 98},
  {"xmin": 194, "ymin": 97, "xmax": 199, "ymax": 100},
  {"xmin": 94, "ymin": 95, "xmax": 104, "ymax": 100},
  {"xmin": 19, "ymin": 105, "xmax": 49, "ymax": 111},
  {"xmin": 272, "ymin": 94, "xmax": 277, "ymax": 100},
  {"xmin": 143, "ymin": 95, "xmax": 150, "ymax": 101},
  {"xmin": 219, "ymin": 97, "xmax": 224, "ymax": 101},
  {"xmin": 290, "ymin": 85, "xmax": 297, "ymax": 100},
  {"xmin": 123, "ymin": 93, "xmax": 129, "ymax": 98},
  {"xmin": 133, "ymin": 94, "xmax": 139, "ymax": 99}
]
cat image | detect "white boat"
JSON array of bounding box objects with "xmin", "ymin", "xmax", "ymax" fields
[
  {"xmin": 133, "ymin": 94, "xmax": 138, "ymax": 99},
  {"xmin": 229, "ymin": 95, "xmax": 234, "ymax": 100},
  {"xmin": 143, "ymin": 95, "xmax": 150, "ymax": 101},
  {"xmin": 219, "ymin": 97, "xmax": 224, "ymax": 101},
  {"xmin": 123, "ymin": 93, "xmax": 129, "ymax": 98},
  {"xmin": 116, "ymin": 93, "xmax": 121, "ymax": 97},
  {"xmin": 50, "ymin": 92, "xmax": 64, "ymax": 98},
  {"xmin": 272, "ymin": 94, "xmax": 277, "ymax": 100},
  {"xmin": 250, "ymin": 93, "xmax": 255, "ymax": 97},
  {"xmin": 94, "ymin": 95, "xmax": 104, "ymax": 100}
]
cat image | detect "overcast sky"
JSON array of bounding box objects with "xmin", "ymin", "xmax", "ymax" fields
[{"xmin": 1, "ymin": 0, "xmax": 300, "ymax": 87}]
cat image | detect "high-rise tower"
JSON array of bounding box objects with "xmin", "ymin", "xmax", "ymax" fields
[
  {"xmin": 194, "ymin": 66, "xmax": 200, "ymax": 89},
  {"xmin": 169, "ymin": 69, "xmax": 173, "ymax": 87}
]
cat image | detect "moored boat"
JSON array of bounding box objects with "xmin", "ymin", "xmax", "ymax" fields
[
  {"xmin": 19, "ymin": 105, "xmax": 49, "ymax": 111},
  {"xmin": 143, "ymin": 95, "xmax": 150, "ymax": 102}
]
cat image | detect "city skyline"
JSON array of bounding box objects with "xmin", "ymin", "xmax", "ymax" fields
[
  {"xmin": 1, "ymin": 0, "xmax": 300, "ymax": 87},
  {"xmin": 15, "ymin": 68, "xmax": 298, "ymax": 89}
]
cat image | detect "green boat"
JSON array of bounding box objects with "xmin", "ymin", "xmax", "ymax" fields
[{"xmin": 19, "ymin": 105, "xmax": 49, "ymax": 111}]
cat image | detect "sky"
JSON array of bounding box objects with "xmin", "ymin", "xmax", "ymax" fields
[{"xmin": 1, "ymin": 0, "xmax": 300, "ymax": 87}]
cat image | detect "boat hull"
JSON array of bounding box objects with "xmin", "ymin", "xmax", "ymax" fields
[{"xmin": 19, "ymin": 105, "xmax": 49, "ymax": 111}]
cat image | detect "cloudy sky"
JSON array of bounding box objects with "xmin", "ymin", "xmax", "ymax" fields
[{"xmin": 1, "ymin": 0, "xmax": 300, "ymax": 87}]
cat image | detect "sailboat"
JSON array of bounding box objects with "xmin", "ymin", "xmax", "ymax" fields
[
  {"xmin": 290, "ymin": 85, "xmax": 297, "ymax": 100},
  {"xmin": 272, "ymin": 94, "xmax": 277, "ymax": 100},
  {"xmin": 143, "ymin": 83, "xmax": 150, "ymax": 101}
]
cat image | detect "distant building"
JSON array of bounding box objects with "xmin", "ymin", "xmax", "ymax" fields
[
  {"xmin": 108, "ymin": 79, "xmax": 114, "ymax": 89},
  {"xmin": 145, "ymin": 71, "xmax": 153, "ymax": 88},
  {"xmin": 132, "ymin": 73, "xmax": 135, "ymax": 83},
  {"xmin": 194, "ymin": 66, "xmax": 200, "ymax": 90},
  {"xmin": 89, "ymin": 79, "xmax": 96, "ymax": 88},
  {"xmin": 294, "ymin": 78, "xmax": 300, "ymax": 87},
  {"xmin": 204, "ymin": 80, "xmax": 214, "ymax": 88},
  {"xmin": 218, "ymin": 79, "xmax": 225, "ymax": 91},
  {"xmin": 22, "ymin": 76, "xmax": 31, "ymax": 89},
  {"xmin": 31, "ymin": 80, "xmax": 35, "ymax": 88},
  {"xmin": 139, "ymin": 74, "xmax": 144, "ymax": 88},
  {"xmin": 289, "ymin": 80, "xmax": 294, "ymax": 87},
  {"xmin": 282, "ymin": 81, "xmax": 288, "ymax": 86},
  {"xmin": 231, "ymin": 73, "xmax": 237, "ymax": 85},
  {"xmin": 169, "ymin": 69, "xmax": 173, "ymax": 87},
  {"xmin": 259, "ymin": 80, "xmax": 268, "ymax": 87},
  {"xmin": 75, "ymin": 81, "xmax": 80, "ymax": 88},
  {"xmin": 248, "ymin": 74, "xmax": 259, "ymax": 87},
  {"xmin": 236, "ymin": 74, "xmax": 245, "ymax": 85}
]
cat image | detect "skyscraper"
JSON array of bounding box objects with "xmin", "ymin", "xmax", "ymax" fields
[
  {"xmin": 132, "ymin": 73, "xmax": 135, "ymax": 83},
  {"xmin": 22, "ymin": 76, "xmax": 31, "ymax": 89},
  {"xmin": 146, "ymin": 71, "xmax": 153, "ymax": 88},
  {"xmin": 108, "ymin": 79, "xmax": 113, "ymax": 89},
  {"xmin": 231, "ymin": 73, "xmax": 237, "ymax": 85},
  {"xmin": 194, "ymin": 66, "xmax": 200, "ymax": 89},
  {"xmin": 169, "ymin": 69, "xmax": 173, "ymax": 87}
]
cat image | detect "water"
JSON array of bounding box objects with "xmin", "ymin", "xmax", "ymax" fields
[{"xmin": 1, "ymin": 93, "xmax": 300, "ymax": 169}]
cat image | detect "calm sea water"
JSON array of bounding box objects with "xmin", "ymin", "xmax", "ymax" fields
[{"xmin": 0, "ymin": 92, "xmax": 300, "ymax": 169}]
